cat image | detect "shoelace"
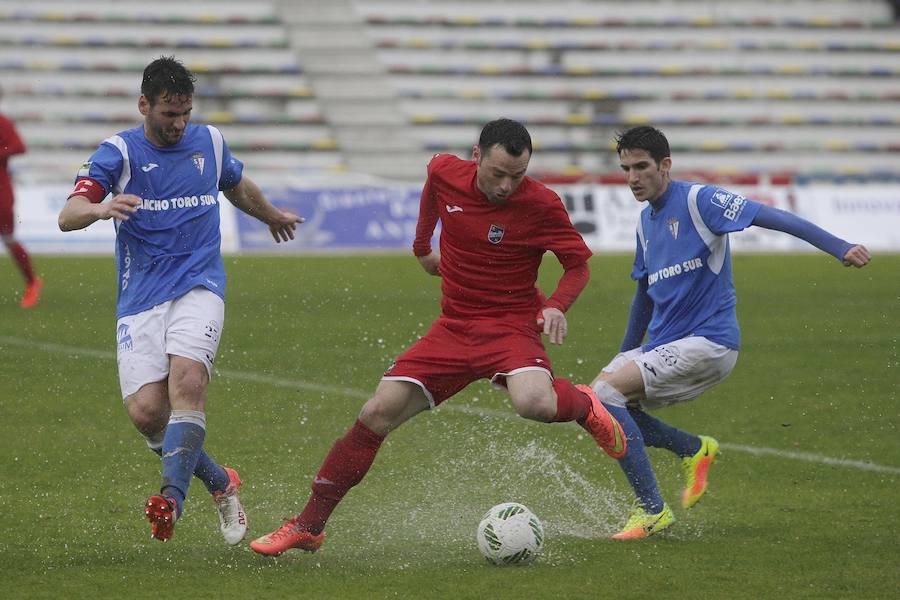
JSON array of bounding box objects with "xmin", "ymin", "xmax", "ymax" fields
[
  {"xmin": 623, "ymin": 501, "xmax": 650, "ymax": 524},
  {"xmin": 268, "ymin": 517, "xmax": 304, "ymax": 541},
  {"xmin": 214, "ymin": 494, "xmax": 242, "ymax": 523}
]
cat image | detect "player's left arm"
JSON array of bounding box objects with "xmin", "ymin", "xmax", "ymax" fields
[
  {"xmin": 698, "ymin": 186, "xmax": 870, "ymax": 268},
  {"xmin": 751, "ymin": 205, "xmax": 870, "ymax": 268},
  {"xmin": 537, "ymin": 191, "xmax": 594, "ymax": 344},
  {"xmin": 222, "ymin": 175, "xmax": 304, "ymax": 243},
  {"xmin": 539, "ymin": 261, "xmax": 590, "ymax": 345}
]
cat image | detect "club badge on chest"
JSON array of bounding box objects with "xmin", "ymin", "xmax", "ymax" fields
[{"xmin": 488, "ymin": 224, "xmax": 505, "ymax": 244}]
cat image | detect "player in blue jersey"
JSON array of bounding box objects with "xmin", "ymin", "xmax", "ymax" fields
[
  {"xmin": 587, "ymin": 126, "xmax": 870, "ymax": 539},
  {"xmin": 57, "ymin": 56, "xmax": 304, "ymax": 543}
]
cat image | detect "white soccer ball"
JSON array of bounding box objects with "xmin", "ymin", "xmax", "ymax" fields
[{"xmin": 476, "ymin": 502, "xmax": 544, "ymax": 565}]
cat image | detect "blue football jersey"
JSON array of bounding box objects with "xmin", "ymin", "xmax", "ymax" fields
[
  {"xmin": 632, "ymin": 180, "xmax": 762, "ymax": 350},
  {"xmin": 77, "ymin": 123, "xmax": 243, "ymax": 318}
]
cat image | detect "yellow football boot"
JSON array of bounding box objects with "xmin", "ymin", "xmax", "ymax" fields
[{"xmin": 611, "ymin": 503, "xmax": 675, "ymax": 540}]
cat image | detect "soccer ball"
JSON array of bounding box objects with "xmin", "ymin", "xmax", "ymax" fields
[{"xmin": 476, "ymin": 502, "xmax": 544, "ymax": 565}]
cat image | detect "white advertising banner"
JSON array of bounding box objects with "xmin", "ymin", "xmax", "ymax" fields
[
  {"xmin": 14, "ymin": 184, "xmax": 114, "ymax": 254},
  {"xmin": 8, "ymin": 182, "xmax": 900, "ymax": 254}
]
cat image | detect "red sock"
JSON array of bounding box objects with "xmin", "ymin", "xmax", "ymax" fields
[
  {"xmin": 551, "ymin": 378, "xmax": 590, "ymax": 423},
  {"xmin": 297, "ymin": 419, "xmax": 384, "ymax": 534},
  {"xmin": 9, "ymin": 242, "xmax": 35, "ymax": 282}
]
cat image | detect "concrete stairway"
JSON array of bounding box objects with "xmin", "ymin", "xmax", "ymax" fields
[{"xmin": 277, "ymin": 0, "xmax": 426, "ymax": 180}]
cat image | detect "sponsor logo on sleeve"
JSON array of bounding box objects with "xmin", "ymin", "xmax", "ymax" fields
[
  {"xmin": 710, "ymin": 189, "xmax": 747, "ymax": 221},
  {"xmin": 77, "ymin": 162, "xmax": 93, "ymax": 178}
]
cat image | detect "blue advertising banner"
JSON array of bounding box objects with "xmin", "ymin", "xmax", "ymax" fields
[{"xmin": 235, "ymin": 185, "xmax": 435, "ymax": 251}]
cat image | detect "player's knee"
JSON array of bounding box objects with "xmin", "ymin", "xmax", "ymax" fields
[
  {"xmin": 126, "ymin": 400, "xmax": 168, "ymax": 434},
  {"xmin": 511, "ymin": 389, "xmax": 555, "ymax": 422},
  {"xmin": 592, "ymin": 380, "xmax": 628, "ymax": 408},
  {"xmin": 358, "ymin": 395, "xmax": 402, "ymax": 436},
  {"xmin": 359, "ymin": 382, "xmax": 428, "ymax": 435}
]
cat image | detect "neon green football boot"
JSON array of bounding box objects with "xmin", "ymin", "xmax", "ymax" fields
[
  {"xmin": 681, "ymin": 435, "xmax": 720, "ymax": 509},
  {"xmin": 611, "ymin": 502, "xmax": 675, "ymax": 540}
]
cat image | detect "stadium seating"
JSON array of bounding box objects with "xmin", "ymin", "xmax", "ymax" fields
[
  {"xmin": 1, "ymin": 0, "xmax": 897, "ymax": 181},
  {"xmin": 0, "ymin": 0, "xmax": 343, "ymax": 181},
  {"xmin": 355, "ymin": 0, "xmax": 900, "ymax": 179}
]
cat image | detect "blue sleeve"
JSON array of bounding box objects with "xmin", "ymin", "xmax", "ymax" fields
[
  {"xmin": 752, "ymin": 204, "xmax": 853, "ymax": 261},
  {"xmin": 620, "ymin": 277, "xmax": 652, "ymax": 352},
  {"xmin": 218, "ymin": 139, "xmax": 244, "ymax": 190},
  {"xmin": 77, "ymin": 142, "xmax": 124, "ymax": 194},
  {"xmin": 695, "ymin": 186, "xmax": 762, "ymax": 235}
]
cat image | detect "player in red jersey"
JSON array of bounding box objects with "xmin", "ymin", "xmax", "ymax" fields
[
  {"xmin": 0, "ymin": 87, "xmax": 42, "ymax": 308},
  {"xmin": 251, "ymin": 119, "xmax": 626, "ymax": 557}
]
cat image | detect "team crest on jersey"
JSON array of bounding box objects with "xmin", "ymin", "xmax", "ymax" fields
[
  {"xmin": 191, "ymin": 152, "xmax": 205, "ymax": 175},
  {"xmin": 667, "ymin": 217, "xmax": 679, "ymax": 239},
  {"xmin": 488, "ymin": 224, "xmax": 505, "ymax": 244}
]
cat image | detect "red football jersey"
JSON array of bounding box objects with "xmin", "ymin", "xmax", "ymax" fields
[{"xmin": 413, "ymin": 154, "xmax": 592, "ymax": 321}]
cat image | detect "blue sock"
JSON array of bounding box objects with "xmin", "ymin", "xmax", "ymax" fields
[
  {"xmin": 146, "ymin": 430, "xmax": 230, "ymax": 494},
  {"xmin": 603, "ymin": 402, "xmax": 666, "ymax": 514},
  {"xmin": 627, "ymin": 406, "xmax": 701, "ymax": 458},
  {"xmin": 160, "ymin": 410, "xmax": 207, "ymax": 517},
  {"xmin": 194, "ymin": 452, "xmax": 230, "ymax": 495}
]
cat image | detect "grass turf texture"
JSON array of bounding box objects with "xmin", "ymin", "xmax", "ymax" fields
[{"xmin": 1, "ymin": 254, "xmax": 897, "ymax": 599}]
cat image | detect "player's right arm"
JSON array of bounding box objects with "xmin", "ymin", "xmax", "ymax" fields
[
  {"xmin": 58, "ymin": 189, "xmax": 140, "ymax": 231},
  {"xmin": 59, "ymin": 142, "xmax": 141, "ymax": 231},
  {"xmin": 412, "ymin": 156, "xmax": 443, "ymax": 276},
  {"xmin": 619, "ymin": 228, "xmax": 652, "ymax": 351},
  {"xmin": 620, "ymin": 277, "xmax": 653, "ymax": 352}
]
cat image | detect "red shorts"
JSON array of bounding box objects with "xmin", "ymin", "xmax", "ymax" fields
[
  {"xmin": 382, "ymin": 316, "xmax": 553, "ymax": 407},
  {"xmin": 0, "ymin": 194, "xmax": 13, "ymax": 236}
]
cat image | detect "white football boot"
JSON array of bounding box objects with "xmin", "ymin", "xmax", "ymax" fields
[{"xmin": 213, "ymin": 467, "xmax": 248, "ymax": 545}]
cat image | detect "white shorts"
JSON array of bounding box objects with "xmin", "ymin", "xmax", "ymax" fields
[
  {"xmin": 116, "ymin": 287, "xmax": 224, "ymax": 399},
  {"xmin": 601, "ymin": 336, "xmax": 738, "ymax": 410}
]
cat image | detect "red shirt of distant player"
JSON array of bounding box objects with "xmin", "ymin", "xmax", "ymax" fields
[
  {"xmin": 0, "ymin": 112, "xmax": 27, "ymax": 235},
  {"xmin": 413, "ymin": 153, "xmax": 592, "ymax": 322}
]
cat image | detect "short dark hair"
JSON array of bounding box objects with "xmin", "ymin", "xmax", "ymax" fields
[
  {"xmin": 141, "ymin": 56, "xmax": 196, "ymax": 105},
  {"xmin": 615, "ymin": 126, "xmax": 670, "ymax": 164},
  {"xmin": 478, "ymin": 118, "xmax": 532, "ymax": 157}
]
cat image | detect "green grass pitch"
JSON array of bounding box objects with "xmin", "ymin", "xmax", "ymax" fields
[{"xmin": 1, "ymin": 253, "xmax": 897, "ymax": 599}]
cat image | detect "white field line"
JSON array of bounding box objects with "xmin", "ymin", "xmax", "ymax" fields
[{"xmin": 3, "ymin": 334, "xmax": 899, "ymax": 476}]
